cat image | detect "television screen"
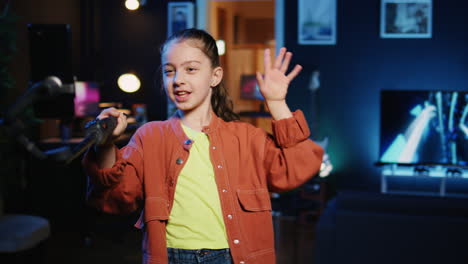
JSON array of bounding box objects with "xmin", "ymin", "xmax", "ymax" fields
[
  {"xmin": 74, "ymin": 82, "xmax": 100, "ymax": 117},
  {"xmin": 379, "ymin": 90, "xmax": 468, "ymax": 166},
  {"xmin": 240, "ymin": 74, "xmax": 264, "ymax": 100}
]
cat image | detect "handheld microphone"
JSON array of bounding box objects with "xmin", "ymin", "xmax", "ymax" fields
[{"xmin": 65, "ymin": 116, "xmax": 118, "ymax": 164}]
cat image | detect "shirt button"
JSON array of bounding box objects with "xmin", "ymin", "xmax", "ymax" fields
[
  {"xmin": 233, "ymin": 239, "xmax": 240, "ymax": 244},
  {"xmin": 227, "ymin": 214, "xmax": 233, "ymax": 219},
  {"xmin": 222, "ymin": 189, "xmax": 227, "ymax": 193},
  {"xmin": 240, "ymin": 261, "xmax": 245, "ymax": 264},
  {"xmin": 217, "ymin": 165, "xmax": 223, "ymax": 169},
  {"xmin": 176, "ymin": 158, "xmax": 184, "ymax": 165},
  {"xmin": 212, "ymin": 146, "xmax": 216, "ymax": 150}
]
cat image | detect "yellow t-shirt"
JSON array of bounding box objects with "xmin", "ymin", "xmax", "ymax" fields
[{"xmin": 165, "ymin": 124, "xmax": 229, "ymax": 249}]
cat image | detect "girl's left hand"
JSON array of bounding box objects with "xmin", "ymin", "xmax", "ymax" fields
[{"xmin": 256, "ymin": 47, "xmax": 302, "ymax": 102}]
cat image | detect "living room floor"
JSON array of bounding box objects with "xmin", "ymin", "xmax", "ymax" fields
[{"xmin": 40, "ymin": 215, "xmax": 317, "ymax": 264}]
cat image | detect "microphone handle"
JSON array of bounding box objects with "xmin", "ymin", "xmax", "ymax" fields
[
  {"xmin": 65, "ymin": 116, "xmax": 118, "ymax": 164},
  {"xmin": 65, "ymin": 136, "xmax": 97, "ymax": 165},
  {"xmin": 95, "ymin": 116, "xmax": 118, "ymax": 145}
]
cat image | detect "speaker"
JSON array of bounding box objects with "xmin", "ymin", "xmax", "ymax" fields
[{"xmin": 28, "ymin": 24, "xmax": 74, "ymax": 119}]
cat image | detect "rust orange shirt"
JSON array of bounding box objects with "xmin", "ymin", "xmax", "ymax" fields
[{"xmin": 83, "ymin": 110, "xmax": 324, "ymax": 264}]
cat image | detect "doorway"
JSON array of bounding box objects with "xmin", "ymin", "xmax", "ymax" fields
[{"xmin": 196, "ymin": 0, "xmax": 282, "ymax": 127}]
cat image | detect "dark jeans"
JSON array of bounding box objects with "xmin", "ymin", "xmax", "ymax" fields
[{"xmin": 167, "ymin": 248, "xmax": 232, "ymax": 264}]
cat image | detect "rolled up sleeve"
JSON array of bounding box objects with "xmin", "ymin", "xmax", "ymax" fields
[
  {"xmin": 82, "ymin": 136, "xmax": 144, "ymax": 214},
  {"xmin": 264, "ymin": 110, "xmax": 324, "ymax": 192}
]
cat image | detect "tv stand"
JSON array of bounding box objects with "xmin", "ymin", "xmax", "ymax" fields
[{"xmin": 379, "ymin": 163, "xmax": 468, "ymax": 198}]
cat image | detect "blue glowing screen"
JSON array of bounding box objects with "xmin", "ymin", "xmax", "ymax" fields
[{"xmin": 380, "ymin": 90, "xmax": 468, "ymax": 166}]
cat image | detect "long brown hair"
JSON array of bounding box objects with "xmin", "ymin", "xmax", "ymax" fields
[{"xmin": 161, "ymin": 28, "xmax": 239, "ymax": 122}]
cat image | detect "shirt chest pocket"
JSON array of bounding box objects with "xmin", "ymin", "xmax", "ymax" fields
[
  {"xmin": 236, "ymin": 189, "xmax": 274, "ymax": 252},
  {"xmin": 135, "ymin": 197, "xmax": 170, "ymax": 229},
  {"xmin": 236, "ymin": 189, "xmax": 272, "ymax": 212}
]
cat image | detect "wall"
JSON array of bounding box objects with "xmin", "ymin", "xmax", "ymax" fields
[
  {"xmin": 283, "ymin": 0, "xmax": 468, "ymax": 191},
  {"xmin": 95, "ymin": 0, "xmax": 168, "ymax": 121},
  {"xmin": 9, "ymin": 0, "xmax": 81, "ymax": 104},
  {"xmin": 7, "ymin": 0, "xmax": 169, "ymax": 123},
  {"xmin": 8, "ymin": 0, "xmax": 468, "ymax": 191}
]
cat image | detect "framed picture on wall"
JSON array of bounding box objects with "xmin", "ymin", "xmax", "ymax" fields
[
  {"xmin": 298, "ymin": 0, "xmax": 337, "ymax": 45},
  {"xmin": 380, "ymin": 0, "xmax": 432, "ymax": 38},
  {"xmin": 167, "ymin": 1, "xmax": 194, "ymax": 37},
  {"xmin": 166, "ymin": 2, "xmax": 194, "ymax": 117}
]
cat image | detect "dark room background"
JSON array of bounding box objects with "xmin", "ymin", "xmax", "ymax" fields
[
  {"xmin": 3, "ymin": 0, "xmax": 468, "ymax": 194},
  {"xmin": 2, "ymin": 1, "xmax": 468, "ymax": 264},
  {"xmin": 284, "ymin": 0, "xmax": 468, "ymax": 192}
]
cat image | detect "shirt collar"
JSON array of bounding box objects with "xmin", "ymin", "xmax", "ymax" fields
[{"xmin": 168, "ymin": 110, "xmax": 223, "ymax": 150}]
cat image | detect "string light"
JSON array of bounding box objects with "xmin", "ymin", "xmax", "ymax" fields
[
  {"xmin": 125, "ymin": 0, "xmax": 140, "ymax": 11},
  {"xmin": 118, "ymin": 73, "xmax": 141, "ymax": 93}
]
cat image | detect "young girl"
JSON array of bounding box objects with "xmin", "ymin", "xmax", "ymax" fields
[{"xmin": 83, "ymin": 29, "xmax": 323, "ymax": 264}]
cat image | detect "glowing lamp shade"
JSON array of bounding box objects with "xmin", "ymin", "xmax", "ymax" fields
[
  {"xmin": 125, "ymin": 0, "xmax": 140, "ymax": 10},
  {"xmin": 118, "ymin": 73, "xmax": 141, "ymax": 93},
  {"xmin": 216, "ymin": 40, "xmax": 225, "ymax": 56}
]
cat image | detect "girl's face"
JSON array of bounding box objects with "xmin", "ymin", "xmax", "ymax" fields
[{"xmin": 162, "ymin": 40, "xmax": 222, "ymax": 114}]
